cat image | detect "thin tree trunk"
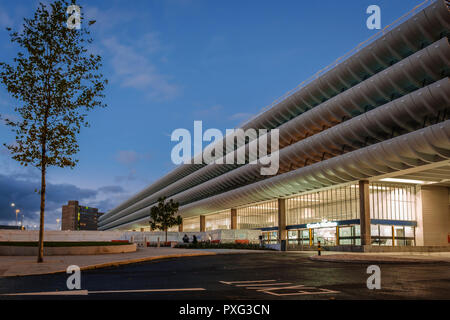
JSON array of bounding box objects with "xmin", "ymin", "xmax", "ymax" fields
[
  {"xmin": 165, "ymin": 229, "xmax": 168, "ymax": 244},
  {"xmin": 37, "ymin": 149, "xmax": 46, "ymax": 263}
]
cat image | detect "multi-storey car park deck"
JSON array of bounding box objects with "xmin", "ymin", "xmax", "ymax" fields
[{"xmin": 99, "ymin": 0, "xmax": 450, "ymax": 248}]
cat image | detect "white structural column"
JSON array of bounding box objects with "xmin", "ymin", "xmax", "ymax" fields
[
  {"xmin": 278, "ymin": 198, "xmax": 287, "ymax": 242},
  {"xmin": 359, "ymin": 180, "xmax": 371, "ymax": 246},
  {"xmin": 420, "ymin": 186, "xmax": 450, "ymax": 246},
  {"xmin": 231, "ymin": 209, "xmax": 237, "ymax": 230},
  {"xmin": 200, "ymin": 215, "xmax": 206, "ymax": 232}
]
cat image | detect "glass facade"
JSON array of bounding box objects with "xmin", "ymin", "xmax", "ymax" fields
[
  {"xmin": 369, "ymin": 183, "xmax": 417, "ymax": 221},
  {"xmin": 237, "ymin": 200, "xmax": 278, "ymax": 229},
  {"xmin": 176, "ymin": 182, "xmax": 418, "ymax": 247},
  {"xmin": 183, "ymin": 216, "xmax": 200, "ymax": 232},
  {"xmin": 286, "ymin": 183, "xmax": 360, "ymax": 226},
  {"xmin": 205, "ymin": 211, "xmax": 231, "ymax": 231}
]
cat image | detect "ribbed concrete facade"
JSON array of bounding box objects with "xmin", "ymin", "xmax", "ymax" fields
[{"xmin": 99, "ymin": 0, "xmax": 450, "ymax": 247}]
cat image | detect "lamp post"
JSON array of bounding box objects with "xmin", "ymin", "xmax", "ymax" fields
[
  {"xmin": 11, "ymin": 202, "xmax": 17, "ymax": 227},
  {"xmin": 15, "ymin": 209, "xmax": 20, "ymax": 227}
]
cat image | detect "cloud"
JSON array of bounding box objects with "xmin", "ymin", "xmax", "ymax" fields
[
  {"xmin": 98, "ymin": 185, "xmax": 125, "ymax": 194},
  {"xmin": 0, "ymin": 7, "xmax": 13, "ymax": 28},
  {"xmin": 114, "ymin": 169, "xmax": 138, "ymax": 183},
  {"xmin": 0, "ymin": 172, "xmax": 97, "ymax": 226},
  {"xmin": 193, "ymin": 104, "xmax": 223, "ymax": 118},
  {"xmin": 228, "ymin": 112, "xmax": 254, "ymax": 121},
  {"xmin": 0, "ymin": 171, "xmax": 132, "ymax": 227},
  {"xmin": 115, "ymin": 150, "xmax": 140, "ymax": 165},
  {"xmin": 102, "ymin": 36, "xmax": 179, "ymax": 100}
]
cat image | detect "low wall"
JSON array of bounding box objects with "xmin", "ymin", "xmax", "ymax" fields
[
  {"xmin": 0, "ymin": 230, "xmax": 124, "ymax": 242},
  {"xmin": 122, "ymin": 229, "xmax": 262, "ymax": 244},
  {"xmin": 0, "ymin": 229, "xmax": 262, "ymax": 245},
  {"xmin": 0, "ymin": 243, "xmax": 136, "ymax": 256}
]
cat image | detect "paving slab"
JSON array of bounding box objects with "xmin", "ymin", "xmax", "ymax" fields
[{"xmin": 0, "ymin": 247, "xmax": 262, "ymax": 277}]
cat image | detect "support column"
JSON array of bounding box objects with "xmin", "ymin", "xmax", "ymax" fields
[
  {"xmin": 200, "ymin": 215, "xmax": 206, "ymax": 232},
  {"xmin": 278, "ymin": 198, "xmax": 287, "ymax": 242},
  {"xmin": 230, "ymin": 209, "xmax": 237, "ymax": 230},
  {"xmin": 178, "ymin": 220, "xmax": 183, "ymax": 232},
  {"xmin": 359, "ymin": 180, "xmax": 371, "ymax": 246}
]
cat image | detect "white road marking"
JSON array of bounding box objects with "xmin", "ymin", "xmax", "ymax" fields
[
  {"xmin": 220, "ymin": 280, "xmax": 340, "ymax": 296},
  {"xmin": 89, "ymin": 288, "xmax": 206, "ymax": 294},
  {"xmin": 219, "ymin": 280, "xmax": 277, "ymax": 285},
  {"xmin": 2, "ymin": 290, "xmax": 89, "ymax": 296},
  {"xmin": 1, "ymin": 288, "xmax": 205, "ymax": 296},
  {"xmin": 239, "ymin": 283, "xmax": 292, "ymax": 288},
  {"xmin": 258, "ymin": 285, "xmax": 340, "ymax": 297}
]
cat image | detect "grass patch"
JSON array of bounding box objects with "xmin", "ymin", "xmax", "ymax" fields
[
  {"xmin": 175, "ymin": 242, "xmax": 273, "ymax": 250},
  {"xmin": 0, "ymin": 241, "xmax": 130, "ymax": 247}
]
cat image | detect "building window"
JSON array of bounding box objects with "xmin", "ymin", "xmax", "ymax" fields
[
  {"xmin": 369, "ymin": 182, "xmax": 417, "ymax": 221},
  {"xmin": 205, "ymin": 211, "xmax": 231, "ymax": 231},
  {"xmin": 237, "ymin": 200, "xmax": 278, "ymax": 229},
  {"xmin": 183, "ymin": 217, "xmax": 200, "ymax": 232},
  {"xmin": 286, "ymin": 183, "xmax": 360, "ymax": 226}
]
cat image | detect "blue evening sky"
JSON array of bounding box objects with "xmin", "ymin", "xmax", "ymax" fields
[{"xmin": 0, "ymin": 0, "xmax": 422, "ymax": 228}]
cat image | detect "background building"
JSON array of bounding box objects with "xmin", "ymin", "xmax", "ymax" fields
[
  {"xmin": 98, "ymin": 0, "xmax": 450, "ymax": 248},
  {"xmin": 62, "ymin": 201, "xmax": 103, "ymax": 231}
]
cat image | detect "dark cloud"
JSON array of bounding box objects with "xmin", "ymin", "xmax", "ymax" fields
[
  {"xmin": 98, "ymin": 185, "xmax": 125, "ymax": 194},
  {"xmin": 0, "ymin": 173, "xmax": 98, "ymax": 225}
]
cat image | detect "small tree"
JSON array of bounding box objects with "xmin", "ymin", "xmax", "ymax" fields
[
  {"xmin": 149, "ymin": 197, "xmax": 182, "ymax": 244},
  {"xmin": 0, "ymin": 0, "xmax": 107, "ymax": 262}
]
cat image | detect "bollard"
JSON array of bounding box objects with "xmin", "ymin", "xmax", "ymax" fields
[{"xmin": 318, "ymin": 240, "xmax": 321, "ymax": 256}]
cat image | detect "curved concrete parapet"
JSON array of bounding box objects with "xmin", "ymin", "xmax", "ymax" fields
[
  {"xmin": 0, "ymin": 243, "xmax": 137, "ymax": 256},
  {"xmin": 100, "ymin": 37, "xmax": 450, "ymax": 228},
  {"xmin": 100, "ymin": 0, "xmax": 450, "ymax": 223},
  {"xmin": 101, "ymin": 120, "xmax": 450, "ymax": 229},
  {"xmin": 100, "ymin": 75, "xmax": 450, "ymax": 228}
]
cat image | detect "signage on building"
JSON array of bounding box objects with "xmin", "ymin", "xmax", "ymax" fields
[{"xmin": 306, "ymin": 221, "xmax": 338, "ymax": 229}]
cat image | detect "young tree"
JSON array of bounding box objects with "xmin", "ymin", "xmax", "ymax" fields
[
  {"xmin": 0, "ymin": 0, "xmax": 107, "ymax": 262},
  {"xmin": 149, "ymin": 197, "xmax": 182, "ymax": 244}
]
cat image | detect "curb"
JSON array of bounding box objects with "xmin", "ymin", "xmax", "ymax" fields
[
  {"xmin": 3, "ymin": 252, "xmax": 218, "ymax": 278},
  {"xmin": 308, "ymin": 256, "xmax": 447, "ymax": 264}
]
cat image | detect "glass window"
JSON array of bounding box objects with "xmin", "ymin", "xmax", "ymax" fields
[
  {"xmin": 237, "ymin": 201, "xmax": 278, "ymax": 229},
  {"xmin": 205, "ymin": 211, "xmax": 231, "ymax": 231},
  {"xmin": 354, "ymin": 225, "xmax": 360, "ymax": 237},
  {"xmin": 285, "ymin": 183, "xmax": 359, "ymax": 226},
  {"xmin": 370, "ymin": 183, "xmax": 417, "ymax": 221},
  {"xmin": 404, "ymin": 226, "xmax": 415, "ymax": 238},
  {"xmin": 371, "ymin": 225, "xmax": 379, "ymax": 236},
  {"xmin": 379, "ymin": 225, "xmax": 392, "ymax": 237}
]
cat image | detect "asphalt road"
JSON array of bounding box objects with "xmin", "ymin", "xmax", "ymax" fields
[{"xmin": 1, "ymin": 252, "xmax": 449, "ymax": 300}]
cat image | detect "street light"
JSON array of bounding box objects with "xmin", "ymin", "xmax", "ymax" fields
[{"xmin": 15, "ymin": 209, "xmax": 20, "ymax": 227}]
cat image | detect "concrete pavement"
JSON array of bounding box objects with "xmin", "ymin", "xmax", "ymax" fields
[{"xmin": 0, "ymin": 247, "xmax": 263, "ymax": 277}]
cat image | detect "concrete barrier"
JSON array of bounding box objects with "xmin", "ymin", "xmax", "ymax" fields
[
  {"xmin": 0, "ymin": 230, "xmax": 123, "ymax": 242},
  {"xmin": 0, "ymin": 243, "xmax": 137, "ymax": 256}
]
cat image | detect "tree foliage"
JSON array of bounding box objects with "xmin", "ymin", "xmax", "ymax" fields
[
  {"xmin": 0, "ymin": 0, "xmax": 107, "ymax": 262},
  {"xmin": 0, "ymin": 0, "xmax": 107, "ymax": 169},
  {"xmin": 149, "ymin": 197, "xmax": 182, "ymax": 242}
]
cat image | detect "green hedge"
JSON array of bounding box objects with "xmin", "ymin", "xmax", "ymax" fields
[
  {"xmin": 175, "ymin": 242, "xmax": 273, "ymax": 250},
  {"xmin": 0, "ymin": 241, "xmax": 130, "ymax": 247}
]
